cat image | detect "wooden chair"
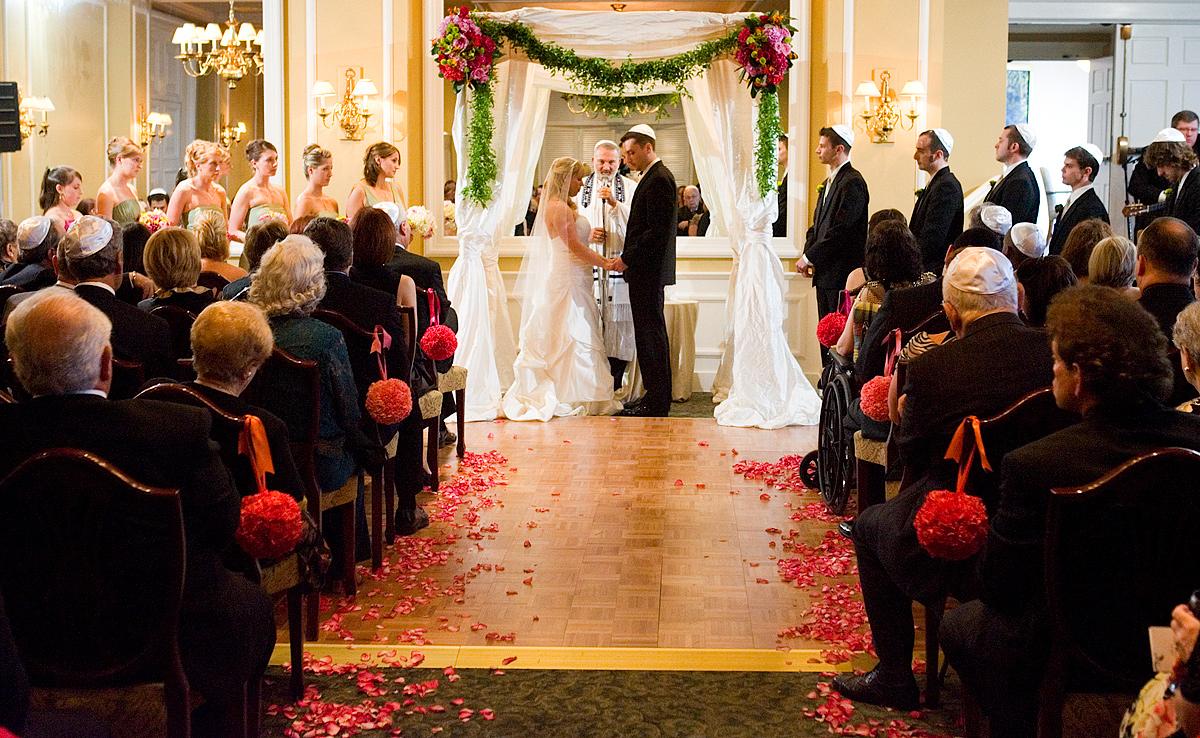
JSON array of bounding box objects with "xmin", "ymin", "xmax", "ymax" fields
[
  {"xmin": 0, "ymin": 448, "xmax": 193, "ymax": 737},
  {"xmin": 387, "ymin": 307, "xmax": 420, "ymax": 543},
  {"xmin": 923, "ymin": 387, "xmax": 1076, "ymax": 708},
  {"xmin": 244, "ymin": 347, "xmax": 358, "ymax": 640},
  {"xmin": 400, "ymin": 306, "xmax": 448, "ymax": 493},
  {"xmin": 136, "ymin": 382, "xmax": 305, "ymax": 700},
  {"xmin": 1038, "ymin": 447, "xmax": 1200, "ymax": 738},
  {"xmin": 110, "ymin": 357, "xmax": 147, "ymax": 400},
  {"xmin": 312, "ymin": 308, "xmax": 389, "ymax": 571},
  {"xmin": 197, "ymin": 271, "xmax": 230, "ymax": 294},
  {"xmin": 0, "ymin": 388, "xmax": 13, "ymax": 404},
  {"xmin": 149, "ymin": 305, "xmax": 199, "ymax": 369},
  {"xmin": 0, "ymin": 283, "xmax": 23, "ymax": 308}
]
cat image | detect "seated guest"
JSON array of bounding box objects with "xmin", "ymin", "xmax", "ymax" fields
[
  {"xmin": 0, "ymin": 218, "xmax": 18, "ymax": 267},
  {"xmin": 1047, "ymin": 144, "xmax": 1109, "ymax": 256},
  {"xmin": 222, "ymin": 219, "xmax": 288, "ymax": 301},
  {"xmin": 967, "ymin": 203, "xmax": 1012, "ymax": 240},
  {"xmin": 1087, "ymin": 235, "xmax": 1139, "ymax": 298},
  {"xmin": 843, "ymin": 209, "xmax": 910, "ymax": 294},
  {"xmin": 138, "ymin": 227, "xmax": 216, "ymax": 314},
  {"xmin": 0, "ymin": 292, "xmax": 275, "ymax": 733},
  {"xmin": 676, "ymin": 185, "xmax": 710, "ymax": 237},
  {"xmin": 1137, "ymin": 216, "xmax": 1199, "ymax": 405},
  {"xmin": 1059, "ymin": 217, "xmax": 1113, "ymax": 281},
  {"xmin": 67, "ymin": 216, "xmax": 173, "ymax": 378},
  {"xmin": 192, "ymin": 210, "xmax": 247, "ymax": 284},
  {"xmin": 1, "ymin": 239, "xmax": 76, "ymax": 327},
  {"xmin": 834, "ymin": 247, "xmax": 1053, "ymax": 710},
  {"xmin": 1015, "ymin": 255, "xmax": 1077, "ymax": 327},
  {"xmin": 941, "ymin": 285, "xmax": 1200, "ymax": 738},
  {"xmin": 1174, "ymin": 301, "xmax": 1200, "ymax": 413},
  {"xmin": 1, "ymin": 216, "xmax": 58, "ymax": 290},
  {"xmin": 1002, "ymin": 222, "xmax": 1045, "ymax": 272},
  {"xmin": 289, "ymin": 214, "xmax": 316, "ymax": 236},
  {"xmin": 342, "ymin": 210, "xmax": 418, "ymax": 311},
  {"xmin": 121, "ymin": 220, "xmax": 151, "ymax": 275}
]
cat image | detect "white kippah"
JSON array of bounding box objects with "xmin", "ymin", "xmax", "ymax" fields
[
  {"xmin": 65, "ymin": 216, "xmax": 114, "ymax": 259},
  {"xmin": 1009, "ymin": 222, "xmax": 1046, "ymax": 258},
  {"xmin": 373, "ymin": 201, "xmax": 404, "ymax": 226},
  {"xmin": 594, "ymin": 139, "xmax": 619, "ymax": 151},
  {"xmin": 946, "ymin": 246, "xmax": 1015, "ymax": 296},
  {"xmin": 1153, "ymin": 127, "xmax": 1187, "ymax": 144},
  {"xmin": 1013, "ymin": 123, "xmax": 1037, "ymax": 150},
  {"xmin": 830, "ymin": 123, "xmax": 855, "ymax": 148},
  {"xmin": 16, "ymin": 216, "xmax": 52, "ymax": 252},
  {"xmin": 981, "ymin": 204, "xmax": 1013, "ymax": 236},
  {"xmin": 932, "ymin": 127, "xmax": 954, "ymax": 156},
  {"xmin": 626, "ymin": 124, "xmax": 656, "ymax": 141},
  {"xmin": 1080, "ymin": 142, "xmax": 1104, "ymax": 164}
]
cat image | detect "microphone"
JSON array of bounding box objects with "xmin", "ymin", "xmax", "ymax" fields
[{"xmin": 1116, "ymin": 136, "xmax": 1148, "ymax": 166}]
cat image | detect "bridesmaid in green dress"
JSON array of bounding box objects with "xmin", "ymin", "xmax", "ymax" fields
[
  {"xmin": 345, "ymin": 141, "xmax": 406, "ymax": 223},
  {"xmin": 294, "ymin": 144, "xmax": 341, "ymax": 220},
  {"xmin": 166, "ymin": 139, "xmax": 228, "ymax": 229},
  {"xmin": 96, "ymin": 137, "xmax": 145, "ymax": 225},
  {"xmin": 228, "ymin": 139, "xmax": 291, "ymax": 242}
]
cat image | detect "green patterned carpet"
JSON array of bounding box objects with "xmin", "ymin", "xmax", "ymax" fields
[
  {"xmin": 672, "ymin": 392, "xmax": 717, "ymax": 419},
  {"xmin": 262, "ymin": 666, "xmax": 964, "ymax": 737}
]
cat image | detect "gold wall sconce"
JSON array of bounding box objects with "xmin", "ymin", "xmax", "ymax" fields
[
  {"xmin": 137, "ymin": 108, "xmax": 172, "ymax": 148},
  {"xmin": 18, "ymin": 96, "xmax": 54, "ymax": 141},
  {"xmin": 854, "ymin": 70, "xmax": 924, "ymax": 143},
  {"xmin": 313, "ymin": 68, "xmax": 378, "ymax": 141},
  {"xmin": 219, "ymin": 119, "xmax": 247, "ymax": 149}
]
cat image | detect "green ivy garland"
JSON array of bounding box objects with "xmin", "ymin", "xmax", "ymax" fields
[
  {"xmin": 462, "ymin": 82, "xmax": 498, "ymax": 205},
  {"xmin": 755, "ymin": 90, "xmax": 782, "ymax": 198}
]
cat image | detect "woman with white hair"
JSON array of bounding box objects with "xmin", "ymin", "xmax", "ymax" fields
[
  {"xmin": 1087, "ymin": 235, "xmax": 1139, "ymax": 299},
  {"xmin": 1174, "ymin": 301, "xmax": 1200, "ymax": 413}
]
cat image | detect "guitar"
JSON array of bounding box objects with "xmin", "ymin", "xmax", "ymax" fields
[{"xmin": 1122, "ymin": 200, "xmax": 1170, "ymax": 218}]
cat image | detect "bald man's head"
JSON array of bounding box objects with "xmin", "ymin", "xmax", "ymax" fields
[{"xmin": 6, "ymin": 292, "xmax": 112, "ymax": 396}]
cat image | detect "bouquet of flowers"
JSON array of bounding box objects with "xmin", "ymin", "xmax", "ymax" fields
[
  {"xmin": 257, "ymin": 210, "xmax": 287, "ymax": 224},
  {"xmin": 734, "ymin": 12, "xmax": 798, "ymax": 97},
  {"xmin": 443, "ymin": 200, "xmax": 457, "ymax": 235},
  {"xmin": 138, "ymin": 209, "xmax": 170, "ymax": 233},
  {"xmin": 431, "ymin": 6, "xmax": 498, "ymax": 93},
  {"xmin": 406, "ymin": 205, "xmax": 436, "ymax": 239}
]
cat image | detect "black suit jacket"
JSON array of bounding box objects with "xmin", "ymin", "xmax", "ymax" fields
[
  {"xmin": 855, "ymin": 278, "xmax": 944, "ymax": 380},
  {"xmin": 1047, "ymin": 187, "xmax": 1109, "ymax": 256},
  {"xmin": 1168, "ymin": 169, "xmax": 1200, "ymax": 235},
  {"xmin": 622, "ymin": 160, "xmax": 677, "ymax": 287},
  {"xmin": 895, "ymin": 312, "xmax": 1053, "ymax": 484},
  {"xmin": 318, "ymin": 271, "xmax": 409, "ymax": 396},
  {"xmin": 1139, "ymin": 282, "xmax": 1198, "ymax": 406},
  {"xmin": 984, "ymin": 160, "xmax": 1041, "ymax": 226},
  {"xmin": 772, "ymin": 178, "xmax": 788, "ymax": 237},
  {"xmin": 75, "ymin": 282, "xmax": 173, "ymax": 378},
  {"xmin": 804, "ymin": 163, "xmax": 869, "ymax": 289},
  {"xmin": 910, "ymin": 167, "xmax": 964, "ymax": 274},
  {"xmin": 0, "ymin": 263, "xmax": 54, "ymax": 291}
]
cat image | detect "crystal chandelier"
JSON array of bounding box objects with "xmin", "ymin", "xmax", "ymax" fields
[{"xmin": 172, "ymin": 0, "xmax": 264, "ymax": 89}]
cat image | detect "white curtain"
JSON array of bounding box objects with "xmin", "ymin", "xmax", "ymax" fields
[
  {"xmin": 682, "ymin": 60, "xmax": 820, "ymax": 429},
  {"xmin": 448, "ymin": 59, "xmax": 551, "ymax": 421}
]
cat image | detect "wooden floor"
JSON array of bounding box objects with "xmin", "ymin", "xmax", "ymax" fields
[{"xmin": 277, "ymin": 414, "xmax": 895, "ymax": 669}]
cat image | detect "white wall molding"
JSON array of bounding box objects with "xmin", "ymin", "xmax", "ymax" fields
[
  {"xmin": 263, "ymin": 0, "xmax": 286, "ymax": 185},
  {"xmin": 1010, "ymin": 2, "xmax": 1200, "ymax": 23}
]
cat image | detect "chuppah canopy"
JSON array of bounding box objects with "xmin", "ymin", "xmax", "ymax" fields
[{"xmin": 442, "ymin": 7, "xmax": 817, "ymax": 427}]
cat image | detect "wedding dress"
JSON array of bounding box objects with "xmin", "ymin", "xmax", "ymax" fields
[{"xmin": 501, "ymin": 208, "xmax": 622, "ymax": 421}]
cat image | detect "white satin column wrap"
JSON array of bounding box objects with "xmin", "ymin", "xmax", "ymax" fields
[{"xmin": 682, "ymin": 60, "xmax": 820, "ymax": 428}]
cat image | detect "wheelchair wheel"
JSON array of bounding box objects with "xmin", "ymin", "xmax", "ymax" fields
[
  {"xmin": 798, "ymin": 450, "xmax": 819, "ymax": 489},
  {"xmin": 816, "ymin": 369, "xmax": 856, "ymax": 515}
]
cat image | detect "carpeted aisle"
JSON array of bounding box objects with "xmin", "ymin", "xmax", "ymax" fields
[{"xmin": 261, "ymin": 666, "xmax": 962, "ymax": 737}]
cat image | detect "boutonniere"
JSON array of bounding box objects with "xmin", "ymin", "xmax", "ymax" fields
[
  {"xmin": 1160, "ymin": 188, "xmax": 1174, "ymax": 202},
  {"xmin": 816, "ymin": 180, "xmax": 828, "ymax": 197},
  {"xmin": 914, "ymin": 187, "xmax": 925, "ymax": 198},
  {"xmin": 988, "ymin": 177, "xmax": 999, "ymax": 187}
]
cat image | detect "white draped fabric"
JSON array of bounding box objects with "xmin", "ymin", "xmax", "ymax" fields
[
  {"xmin": 448, "ymin": 59, "xmax": 550, "ymax": 421},
  {"xmin": 681, "ymin": 60, "xmax": 820, "ymax": 428}
]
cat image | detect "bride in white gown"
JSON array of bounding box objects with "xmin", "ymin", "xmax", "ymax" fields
[{"xmin": 502, "ymin": 157, "xmax": 623, "ymax": 421}]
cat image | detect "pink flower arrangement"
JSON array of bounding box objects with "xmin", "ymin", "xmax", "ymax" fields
[
  {"xmin": 734, "ymin": 12, "xmax": 798, "ymax": 96},
  {"xmin": 138, "ymin": 209, "xmax": 170, "ymax": 233},
  {"xmin": 431, "ymin": 6, "xmax": 498, "ymax": 93}
]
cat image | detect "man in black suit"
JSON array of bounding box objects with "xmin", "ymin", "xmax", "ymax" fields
[
  {"xmin": 772, "ymin": 134, "xmax": 788, "ymax": 238},
  {"xmin": 833, "ymin": 247, "xmax": 1053, "ymax": 710},
  {"xmin": 614, "ymin": 124, "xmax": 677, "ymax": 418},
  {"xmin": 984, "ymin": 124, "xmax": 1041, "ymax": 226},
  {"xmin": 65, "ymin": 216, "xmax": 173, "ymax": 380},
  {"xmin": 305, "ymin": 217, "xmax": 429, "ymax": 535},
  {"xmin": 1048, "ymin": 144, "xmax": 1110, "ymax": 255},
  {"xmin": 910, "ymin": 128, "xmax": 964, "ymax": 274},
  {"xmin": 0, "ymin": 292, "xmax": 275, "ymax": 733},
  {"xmin": 941, "ymin": 285, "xmax": 1200, "ymax": 738},
  {"xmin": 1136, "ymin": 216, "xmax": 1199, "ymax": 406},
  {"xmin": 1126, "ymin": 111, "xmax": 1200, "ymax": 235},
  {"xmin": 1145, "ymin": 129, "xmax": 1200, "ymax": 236},
  {"xmin": 0, "ymin": 216, "xmax": 58, "ymax": 291},
  {"xmin": 798, "ymin": 124, "xmax": 869, "ymax": 318}
]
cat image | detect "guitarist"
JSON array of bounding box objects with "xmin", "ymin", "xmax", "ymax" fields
[{"xmin": 1144, "ymin": 127, "xmax": 1200, "ymax": 236}]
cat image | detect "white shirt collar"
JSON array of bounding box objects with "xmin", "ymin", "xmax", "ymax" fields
[
  {"xmin": 1065, "ymin": 182, "xmax": 1095, "ymax": 210},
  {"xmin": 79, "ymin": 280, "xmax": 116, "ymax": 295},
  {"xmin": 828, "ymin": 159, "xmax": 850, "ymax": 183},
  {"xmin": 1001, "ymin": 158, "xmax": 1027, "ymax": 176}
]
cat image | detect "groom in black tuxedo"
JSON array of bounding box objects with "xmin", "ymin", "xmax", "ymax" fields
[{"xmin": 613, "ymin": 125, "xmax": 677, "ymax": 418}]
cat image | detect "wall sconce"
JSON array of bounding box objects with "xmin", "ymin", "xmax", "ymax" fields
[
  {"xmin": 137, "ymin": 108, "xmax": 172, "ymax": 148},
  {"xmin": 18, "ymin": 96, "xmax": 54, "ymax": 141},
  {"xmin": 854, "ymin": 70, "xmax": 924, "ymax": 143},
  {"xmin": 219, "ymin": 119, "xmax": 247, "ymax": 149},
  {"xmin": 313, "ymin": 68, "xmax": 377, "ymax": 141}
]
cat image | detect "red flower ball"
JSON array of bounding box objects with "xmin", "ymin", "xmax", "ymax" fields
[
  {"xmin": 914, "ymin": 490, "xmax": 989, "ymax": 561},
  {"xmin": 366, "ymin": 378, "xmax": 413, "ymax": 425},
  {"xmin": 236, "ymin": 490, "xmax": 303, "ymax": 560},
  {"xmin": 859, "ymin": 375, "xmax": 891, "ymax": 422},
  {"xmin": 816, "ymin": 312, "xmax": 847, "ymax": 347},
  {"xmin": 421, "ymin": 324, "xmax": 458, "ymax": 361}
]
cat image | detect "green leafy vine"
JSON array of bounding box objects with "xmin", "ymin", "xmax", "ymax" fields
[
  {"xmin": 755, "ymin": 89, "xmax": 782, "ymax": 197},
  {"xmin": 462, "ymin": 81, "xmax": 498, "ymax": 205}
]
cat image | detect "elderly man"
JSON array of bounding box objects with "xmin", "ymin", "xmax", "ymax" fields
[
  {"xmin": 941, "ymin": 285, "xmax": 1200, "ymax": 738},
  {"xmin": 574, "ymin": 140, "xmax": 639, "ymax": 389},
  {"xmin": 985, "ymin": 124, "xmax": 1041, "ymax": 226},
  {"xmin": 910, "ymin": 128, "xmax": 964, "ymax": 274},
  {"xmin": 675, "ymin": 185, "xmax": 710, "ymax": 237},
  {"xmin": 1048, "ymin": 143, "xmax": 1110, "ymax": 256},
  {"xmin": 1136, "ymin": 217, "xmax": 1200, "ymax": 405},
  {"xmin": 834, "ymin": 247, "xmax": 1053, "ymax": 709},
  {"xmin": 0, "ymin": 291, "xmax": 275, "ymax": 733}
]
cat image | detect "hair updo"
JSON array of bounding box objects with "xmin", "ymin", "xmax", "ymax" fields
[
  {"xmin": 184, "ymin": 139, "xmax": 220, "ymax": 177},
  {"xmin": 39, "ymin": 166, "xmax": 82, "ymax": 211},
  {"xmin": 303, "ymin": 144, "xmax": 332, "ymax": 179},
  {"xmin": 244, "ymin": 139, "xmax": 277, "ymax": 163},
  {"xmin": 106, "ymin": 136, "xmax": 143, "ymax": 167},
  {"xmin": 362, "ymin": 142, "xmax": 400, "ymax": 186}
]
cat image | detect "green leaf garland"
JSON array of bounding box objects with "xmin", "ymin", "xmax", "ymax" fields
[
  {"xmin": 462, "ymin": 81, "xmax": 498, "ymax": 205},
  {"xmin": 755, "ymin": 89, "xmax": 782, "ymax": 198}
]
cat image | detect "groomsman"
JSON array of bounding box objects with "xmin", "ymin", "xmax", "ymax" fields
[
  {"xmin": 985, "ymin": 124, "xmax": 1041, "ymax": 226},
  {"xmin": 797, "ymin": 124, "xmax": 869, "ymax": 318},
  {"xmin": 1144, "ymin": 128, "xmax": 1200, "ymax": 235},
  {"xmin": 910, "ymin": 128, "xmax": 964, "ymax": 274},
  {"xmin": 1047, "ymin": 143, "xmax": 1109, "ymax": 256},
  {"xmin": 773, "ymin": 134, "xmax": 788, "ymax": 237}
]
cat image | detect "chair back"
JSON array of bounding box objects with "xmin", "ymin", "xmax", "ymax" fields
[
  {"xmin": 312, "ymin": 308, "xmax": 383, "ymax": 401},
  {"xmin": 1046, "ymin": 447, "xmax": 1200, "ymax": 692},
  {"xmin": 244, "ymin": 347, "xmax": 321, "ymax": 500},
  {"xmin": 196, "ymin": 272, "xmax": 230, "ymax": 293},
  {"xmin": 0, "ymin": 448, "xmax": 185, "ymax": 689},
  {"xmin": 397, "ymin": 306, "xmax": 417, "ymax": 382},
  {"xmin": 149, "ymin": 305, "xmax": 198, "ymax": 362},
  {"xmin": 0, "ymin": 388, "xmax": 13, "ymax": 404},
  {"xmin": 109, "ymin": 357, "xmax": 146, "ymax": 400},
  {"xmin": 908, "ymin": 309, "xmax": 950, "ymax": 338}
]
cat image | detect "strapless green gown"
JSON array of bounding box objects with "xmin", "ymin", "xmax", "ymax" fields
[
  {"xmin": 185, "ymin": 205, "xmax": 224, "ymax": 228},
  {"xmin": 112, "ymin": 198, "xmax": 142, "ymax": 225},
  {"xmin": 248, "ymin": 203, "xmax": 288, "ymax": 226}
]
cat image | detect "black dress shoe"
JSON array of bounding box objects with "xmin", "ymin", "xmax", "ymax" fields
[
  {"xmin": 439, "ymin": 428, "xmax": 457, "ymax": 448},
  {"xmin": 617, "ymin": 405, "xmax": 668, "ymax": 418},
  {"xmin": 831, "ymin": 668, "xmax": 920, "ymax": 710},
  {"xmin": 394, "ymin": 506, "xmax": 430, "ymax": 536},
  {"xmin": 838, "ymin": 519, "xmax": 855, "ymax": 539}
]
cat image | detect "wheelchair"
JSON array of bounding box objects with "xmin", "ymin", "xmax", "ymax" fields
[{"xmin": 799, "ymin": 348, "xmax": 859, "ymax": 515}]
